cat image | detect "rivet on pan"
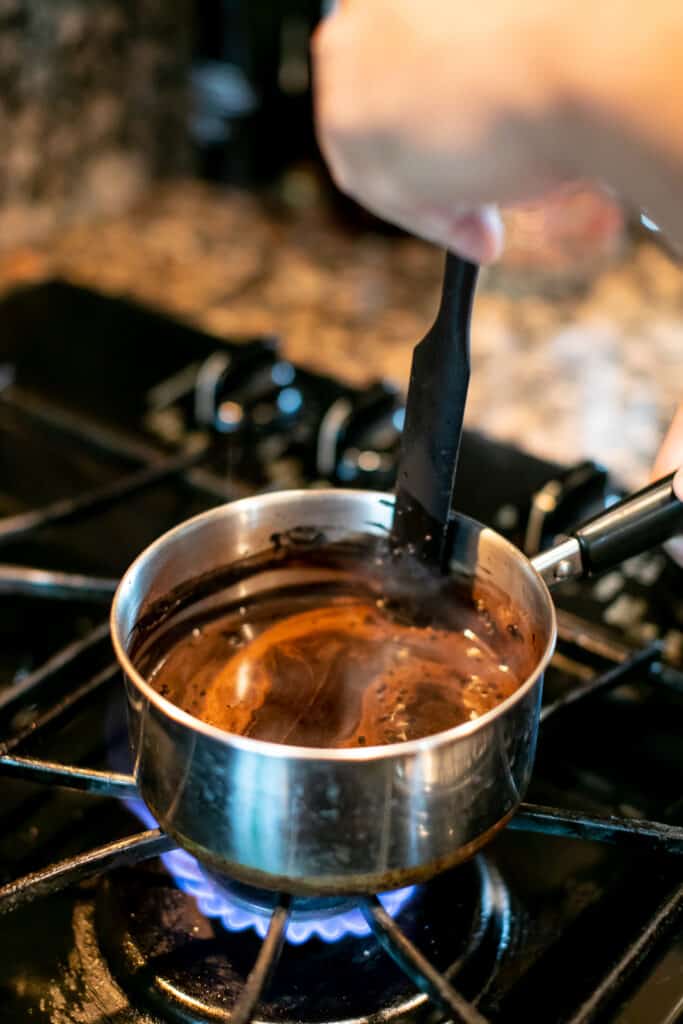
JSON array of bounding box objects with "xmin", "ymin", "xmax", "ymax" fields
[{"xmin": 554, "ymin": 559, "xmax": 574, "ymax": 581}]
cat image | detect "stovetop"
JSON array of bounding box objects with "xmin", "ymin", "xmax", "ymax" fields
[{"xmin": 0, "ymin": 280, "xmax": 682, "ymax": 1024}]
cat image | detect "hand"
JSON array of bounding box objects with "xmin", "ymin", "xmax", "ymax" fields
[
  {"xmin": 313, "ymin": 0, "xmax": 683, "ymax": 262},
  {"xmin": 652, "ymin": 404, "xmax": 683, "ymax": 565},
  {"xmin": 313, "ymin": 0, "xmax": 568, "ymax": 262}
]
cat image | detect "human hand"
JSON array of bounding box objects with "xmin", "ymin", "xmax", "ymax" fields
[
  {"xmin": 313, "ymin": 0, "xmax": 683, "ymax": 262},
  {"xmin": 651, "ymin": 404, "xmax": 683, "ymax": 565},
  {"xmin": 313, "ymin": 0, "xmax": 568, "ymax": 262}
]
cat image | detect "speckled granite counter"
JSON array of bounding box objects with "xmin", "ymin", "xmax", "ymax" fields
[
  {"xmin": 0, "ymin": 0, "xmax": 190, "ymax": 248},
  {"xmin": 0, "ymin": 180, "xmax": 681, "ymax": 487}
]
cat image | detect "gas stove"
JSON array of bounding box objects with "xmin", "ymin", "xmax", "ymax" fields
[{"xmin": 0, "ymin": 280, "xmax": 682, "ymax": 1024}]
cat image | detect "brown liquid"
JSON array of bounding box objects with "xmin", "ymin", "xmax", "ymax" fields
[{"xmin": 134, "ymin": 542, "xmax": 539, "ymax": 749}]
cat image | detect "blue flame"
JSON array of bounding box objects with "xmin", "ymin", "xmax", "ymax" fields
[{"xmin": 127, "ymin": 798, "xmax": 415, "ymax": 945}]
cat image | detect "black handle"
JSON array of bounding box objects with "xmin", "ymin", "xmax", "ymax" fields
[{"xmin": 573, "ymin": 471, "xmax": 683, "ymax": 575}]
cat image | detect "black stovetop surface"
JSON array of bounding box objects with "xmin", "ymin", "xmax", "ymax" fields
[{"xmin": 0, "ymin": 281, "xmax": 681, "ymax": 1024}]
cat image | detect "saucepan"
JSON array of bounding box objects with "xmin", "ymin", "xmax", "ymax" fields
[{"xmin": 108, "ymin": 472, "xmax": 682, "ymax": 896}]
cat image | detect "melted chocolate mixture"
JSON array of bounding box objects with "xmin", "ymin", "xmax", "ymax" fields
[{"xmin": 134, "ymin": 541, "xmax": 539, "ymax": 749}]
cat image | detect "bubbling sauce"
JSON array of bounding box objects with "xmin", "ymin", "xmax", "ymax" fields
[{"xmin": 133, "ymin": 538, "xmax": 540, "ymax": 749}]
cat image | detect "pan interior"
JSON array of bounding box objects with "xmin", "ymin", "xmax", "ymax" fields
[{"xmin": 126, "ymin": 509, "xmax": 550, "ymax": 752}]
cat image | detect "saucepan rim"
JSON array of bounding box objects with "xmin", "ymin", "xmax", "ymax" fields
[{"xmin": 110, "ymin": 488, "xmax": 557, "ymax": 763}]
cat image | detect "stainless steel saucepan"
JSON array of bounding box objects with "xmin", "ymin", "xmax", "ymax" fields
[{"xmin": 106, "ymin": 472, "xmax": 682, "ymax": 896}]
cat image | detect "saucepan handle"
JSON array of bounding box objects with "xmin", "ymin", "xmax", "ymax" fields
[{"xmin": 531, "ymin": 471, "xmax": 683, "ymax": 585}]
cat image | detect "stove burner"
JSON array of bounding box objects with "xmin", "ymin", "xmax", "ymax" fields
[
  {"xmin": 96, "ymin": 851, "xmax": 508, "ymax": 1024},
  {"xmin": 128, "ymin": 798, "xmax": 415, "ymax": 944}
]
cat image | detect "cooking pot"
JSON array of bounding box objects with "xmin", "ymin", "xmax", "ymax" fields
[{"xmin": 106, "ymin": 472, "xmax": 682, "ymax": 895}]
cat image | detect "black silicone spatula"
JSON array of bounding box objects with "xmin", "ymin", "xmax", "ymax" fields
[{"xmin": 391, "ymin": 252, "xmax": 478, "ymax": 571}]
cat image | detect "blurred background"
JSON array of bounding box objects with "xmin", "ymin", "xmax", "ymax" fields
[{"xmin": 0, "ymin": 0, "xmax": 681, "ymax": 486}]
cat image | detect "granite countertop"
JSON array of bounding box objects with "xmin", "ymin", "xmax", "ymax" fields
[{"xmin": 1, "ymin": 179, "xmax": 682, "ymax": 487}]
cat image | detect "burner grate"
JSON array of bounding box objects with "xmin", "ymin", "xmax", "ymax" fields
[
  {"xmin": 1, "ymin": 607, "xmax": 682, "ymax": 1023},
  {"xmin": 0, "ymin": 354, "xmax": 681, "ymax": 1023},
  {"xmin": 564, "ymin": 883, "xmax": 683, "ymax": 1024}
]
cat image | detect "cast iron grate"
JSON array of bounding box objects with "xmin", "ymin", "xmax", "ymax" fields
[{"xmin": 0, "ymin": 394, "xmax": 681, "ymax": 1024}]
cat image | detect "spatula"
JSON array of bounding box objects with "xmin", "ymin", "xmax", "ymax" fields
[{"xmin": 390, "ymin": 252, "xmax": 478, "ymax": 572}]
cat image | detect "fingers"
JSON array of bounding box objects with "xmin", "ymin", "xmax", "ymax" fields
[
  {"xmin": 403, "ymin": 204, "xmax": 504, "ymax": 264},
  {"xmin": 443, "ymin": 205, "xmax": 504, "ymax": 264},
  {"xmin": 651, "ymin": 402, "xmax": 683, "ymax": 565},
  {"xmin": 651, "ymin": 403, "xmax": 683, "ymax": 479},
  {"xmin": 674, "ymin": 467, "xmax": 683, "ymax": 501}
]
